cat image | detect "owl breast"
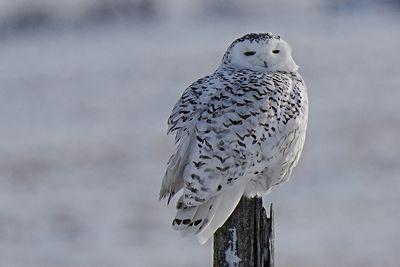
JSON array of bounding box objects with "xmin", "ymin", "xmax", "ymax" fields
[{"xmin": 206, "ymin": 68, "xmax": 308, "ymax": 196}]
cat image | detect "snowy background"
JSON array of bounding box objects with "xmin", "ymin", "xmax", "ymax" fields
[{"xmin": 1, "ymin": 0, "xmax": 400, "ymax": 266}]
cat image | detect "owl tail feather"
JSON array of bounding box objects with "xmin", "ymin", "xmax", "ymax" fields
[{"xmin": 172, "ymin": 182, "xmax": 246, "ymax": 244}]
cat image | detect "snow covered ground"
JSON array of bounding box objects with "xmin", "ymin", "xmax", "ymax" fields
[{"xmin": 0, "ymin": 2, "xmax": 400, "ymax": 266}]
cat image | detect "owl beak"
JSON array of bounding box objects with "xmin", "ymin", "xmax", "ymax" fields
[{"xmin": 263, "ymin": 61, "xmax": 268, "ymax": 68}]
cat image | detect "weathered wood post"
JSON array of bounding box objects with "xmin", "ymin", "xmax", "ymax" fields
[{"xmin": 213, "ymin": 197, "xmax": 274, "ymax": 267}]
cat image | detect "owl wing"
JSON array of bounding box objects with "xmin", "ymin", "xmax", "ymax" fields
[
  {"xmin": 159, "ymin": 75, "xmax": 211, "ymax": 203},
  {"xmin": 181, "ymin": 71, "xmax": 300, "ymax": 204}
]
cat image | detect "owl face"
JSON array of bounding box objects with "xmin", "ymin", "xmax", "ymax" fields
[{"xmin": 223, "ymin": 33, "xmax": 299, "ymax": 73}]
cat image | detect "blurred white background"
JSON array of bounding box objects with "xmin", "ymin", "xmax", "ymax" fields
[{"xmin": 1, "ymin": 0, "xmax": 400, "ymax": 266}]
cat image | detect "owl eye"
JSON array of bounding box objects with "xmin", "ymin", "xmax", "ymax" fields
[
  {"xmin": 272, "ymin": 50, "xmax": 280, "ymax": 54},
  {"xmin": 244, "ymin": 51, "xmax": 256, "ymax": 56}
]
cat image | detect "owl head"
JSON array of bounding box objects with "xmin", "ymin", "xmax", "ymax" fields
[{"xmin": 221, "ymin": 33, "xmax": 299, "ymax": 73}]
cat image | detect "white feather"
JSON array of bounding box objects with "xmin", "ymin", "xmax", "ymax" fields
[{"xmin": 196, "ymin": 182, "xmax": 247, "ymax": 244}]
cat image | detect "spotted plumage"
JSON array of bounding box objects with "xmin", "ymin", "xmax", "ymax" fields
[{"xmin": 160, "ymin": 33, "xmax": 308, "ymax": 244}]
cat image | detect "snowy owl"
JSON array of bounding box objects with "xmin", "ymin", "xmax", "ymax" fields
[{"xmin": 160, "ymin": 33, "xmax": 308, "ymax": 244}]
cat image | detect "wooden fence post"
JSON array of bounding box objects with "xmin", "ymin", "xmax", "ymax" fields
[{"xmin": 213, "ymin": 197, "xmax": 274, "ymax": 267}]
